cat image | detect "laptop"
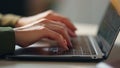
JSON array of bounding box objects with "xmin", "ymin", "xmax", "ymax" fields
[{"xmin": 6, "ymin": 2, "xmax": 120, "ymax": 61}]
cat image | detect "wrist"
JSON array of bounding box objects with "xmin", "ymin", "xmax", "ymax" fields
[
  {"xmin": 13, "ymin": 28, "xmax": 29, "ymax": 47},
  {"xmin": 15, "ymin": 17, "xmax": 29, "ymax": 27}
]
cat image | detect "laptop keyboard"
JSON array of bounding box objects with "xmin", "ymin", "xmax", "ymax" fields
[
  {"xmin": 68, "ymin": 36, "xmax": 96, "ymax": 55},
  {"xmin": 49, "ymin": 36, "xmax": 96, "ymax": 55}
]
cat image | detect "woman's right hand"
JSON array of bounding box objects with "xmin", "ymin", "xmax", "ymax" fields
[{"xmin": 14, "ymin": 19, "xmax": 74, "ymax": 50}]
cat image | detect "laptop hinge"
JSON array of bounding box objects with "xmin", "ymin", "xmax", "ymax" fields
[
  {"xmin": 88, "ymin": 36, "xmax": 104, "ymax": 59},
  {"xmin": 96, "ymin": 35, "xmax": 113, "ymax": 58}
]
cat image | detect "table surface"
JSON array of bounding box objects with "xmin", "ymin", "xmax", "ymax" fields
[{"xmin": 0, "ymin": 23, "xmax": 120, "ymax": 68}]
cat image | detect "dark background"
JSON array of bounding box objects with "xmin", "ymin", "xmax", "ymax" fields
[
  {"xmin": 0, "ymin": 0, "xmax": 55, "ymax": 16},
  {"xmin": 0, "ymin": 0, "xmax": 26, "ymax": 16}
]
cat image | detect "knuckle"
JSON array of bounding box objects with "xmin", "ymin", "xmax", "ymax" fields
[
  {"xmin": 60, "ymin": 22, "xmax": 66, "ymax": 27},
  {"xmin": 41, "ymin": 18, "xmax": 49, "ymax": 22},
  {"xmin": 55, "ymin": 33, "xmax": 63, "ymax": 39},
  {"xmin": 57, "ymin": 22, "xmax": 67, "ymax": 29},
  {"xmin": 57, "ymin": 22, "xmax": 65, "ymax": 25},
  {"xmin": 58, "ymin": 26, "xmax": 65, "ymax": 31},
  {"xmin": 45, "ymin": 10, "xmax": 55, "ymax": 17},
  {"xmin": 40, "ymin": 18, "xmax": 50, "ymax": 24},
  {"xmin": 42, "ymin": 27, "xmax": 52, "ymax": 36},
  {"xmin": 41, "ymin": 27, "xmax": 48, "ymax": 32},
  {"xmin": 60, "ymin": 26, "xmax": 67, "ymax": 31},
  {"xmin": 42, "ymin": 27, "xmax": 48, "ymax": 31},
  {"xmin": 57, "ymin": 27, "xmax": 67, "ymax": 34},
  {"xmin": 47, "ymin": 10, "xmax": 54, "ymax": 14}
]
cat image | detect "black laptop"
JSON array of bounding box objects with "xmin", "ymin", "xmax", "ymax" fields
[{"xmin": 6, "ymin": 2, "xmax": 120, "ymax": 61}]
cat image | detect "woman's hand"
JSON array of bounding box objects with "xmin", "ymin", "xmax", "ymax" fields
[
  {"xmin": 14, "ymin": 10, "xmax": 77, "ymax": 50},
  {"xmin": 14, "ymin": 19, "xmax": 75, "ymax": 50},
  {"xmin": 15, "ymin": 10, "xmax": 77, "ymax": 32}
]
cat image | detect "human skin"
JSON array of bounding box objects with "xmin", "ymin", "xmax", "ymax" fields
[{"xmin": 14, "ymin": 10, "xmax": 77, "ymax": 50}]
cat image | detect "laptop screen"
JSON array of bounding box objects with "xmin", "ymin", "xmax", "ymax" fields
[{"xmin": 97, "ymin": 3, "xmax": 120, "ymax": 56}]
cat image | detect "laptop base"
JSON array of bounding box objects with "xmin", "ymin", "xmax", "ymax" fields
[{"xmin": 7, "ymin": 55, "xmax": 103, "ymax": 62}]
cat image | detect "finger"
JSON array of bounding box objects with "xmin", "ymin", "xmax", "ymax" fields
[
  {"xmin": 47, "ymin": 16, "xmax": 76, "ymax": 32},
  {"xmin": 49, "ymin": 21, "xmax": 77, "ymax": 37},
  {"xmin": 53, "ymin": 21, "xmax": 77, "ymax": 37},
  {"xmin": 44, "ymin": 11, "xmax": 77, "ymax": 31},
  {"xmin": 59, "ymin": 17, "xmax": 77, "ymax": 32},
  {"xmin": 67, "ymin": 28, "xmax": 77, "ymax": 37},
  {"xmin": 44, "ymin": 23, "xmax": 72, "ymax": 48},
  {"xmin": 40, "ymin": 19, "xmax": 76, "ymax": 37},
  {"xmin": 43, "ymin": 28, "xmax": 68, "ymax": 50}
]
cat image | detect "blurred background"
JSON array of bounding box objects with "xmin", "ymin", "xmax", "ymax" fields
[{"xmin": 0, "ymin": 0, "xmax": 109, "ymax": 24}]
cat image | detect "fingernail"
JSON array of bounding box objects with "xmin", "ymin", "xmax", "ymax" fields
[
  {"xmin": 64, "ymin": 40, "xmax": 69, "ymax": 50},
  {"xmin": 68, "ymin": 42, "xmax": 73, "ymax": 49},
  {"xmin": 64, "ymin": 40, "xmax": 67, "ymax": 45}
]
